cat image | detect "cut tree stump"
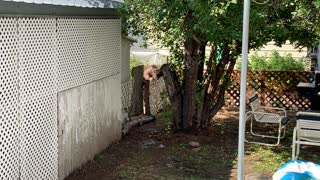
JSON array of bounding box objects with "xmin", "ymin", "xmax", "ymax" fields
[
  {"xmin": 131, "ymin": 65, "xmax": 144, "ymax": 116},
  {"xmin": 143, "ymin": 80, "xmax": 151, "ymax": 115},
  {"xmin": 161, "ymin": 64, "xmax": 182, "ymax": 130}
]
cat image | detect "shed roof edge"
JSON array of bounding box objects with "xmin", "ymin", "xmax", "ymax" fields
[{"xmin": 0, "ymin": 1, "xmax": 120, "ymax": 17}]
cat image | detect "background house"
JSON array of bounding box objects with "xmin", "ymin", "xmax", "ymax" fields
[
  {"xmin": 131, "ymin": 39, "xmax": 310, "ymax": 68},
  {"xmin": 250, "ymin": 41, "xmax": 308, "ymax": 59}
]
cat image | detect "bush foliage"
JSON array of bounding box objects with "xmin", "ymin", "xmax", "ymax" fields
[
  {"xmin": 237, "ymin": 51, "xmax": 305, "ymax": 71},
  {"xmin": 130, "ymin": 57, "xmax": 143, "ymax": 78}
]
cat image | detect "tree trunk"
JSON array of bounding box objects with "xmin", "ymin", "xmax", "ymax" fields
[
  {"xmin": 196, "ymin": 45, "xmax": 216, "ymax": 128},
  {"xmin": 197, "ymin": 41, "xmax": 207, "ymax": 82},
  {"xmin": 131, "ymin": 65, "xmax": 144, "ymax": 116},
  {"xmin": 161, "ymin": 38, "xmax": 241, "ymax": 132},
  {"xmin": 182, "ymin": 36, "xmax": 200, "ymax": 130},
  {"xmin": 161, "ymin": 64, "xmax": 183, "ymax": 130},
  {"xmin": 203, "ymin": 56, "xmax": 238, "ymax": 127}
]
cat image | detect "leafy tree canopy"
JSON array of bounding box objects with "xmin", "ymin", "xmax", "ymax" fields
[
  {"xmin": 120, "ymin": 0, "xmax": 320, "ymax": 131},
  {"xmin": 122, "ymin": 0, "xmax": 320, "ymax": 51}
]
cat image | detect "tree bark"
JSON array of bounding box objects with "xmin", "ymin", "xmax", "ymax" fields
[
  {"xmin": 182, "ymin": 36, "xmax": 200, "ymax": 130},
  {"xmin": 131, "ymin": 65, "xmax": 144, "ymax": 116},
  {"xmin": 197, "ymin": 41, "xmax": 207, "ymax": 82},
  {"xmin": 206, "ymin": 57, "xmax": 237, "ymax": 125},
  {"xmin": 195, "ymin": 45, "xmax": 216, "ymax": 128},
  {"xmin": 143, "ymin": 80, "xmax": 151, "ymax": 115},
  {"xmin": 199, "ymin": 42, "xmax": 240, "ymax": 128},
  {"xmin": 162, "ymin": 40, "xmax": 238, "ymax": 131},
  {"xmin": 161, "ymin": 64, "xmax": 183, "ymax": 130}
]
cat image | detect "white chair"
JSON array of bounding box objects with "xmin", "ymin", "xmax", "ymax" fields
[
  {"xmin": 292, "ymin": 111, "xmax": 320, "ymax": 160},
  {"xmin": 245, "ymin": 92, "xmax": 289, "ymax": 146}
]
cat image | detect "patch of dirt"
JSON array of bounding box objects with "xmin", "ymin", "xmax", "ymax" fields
[{"xmin": 66, "ymin": 109, "xmax": 297, "ymax": 180}]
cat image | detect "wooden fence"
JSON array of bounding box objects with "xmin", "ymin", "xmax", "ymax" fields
[
  {"xmin": 149, "ymin": 77, "xmax": 167, "ymax": 115},
  {"xmin": 121, "ymin": 77, "xmax": 167, "ymax": 117},
  {"xmin": 122, "ymin": 70, "xmax": 315, "ymax": 117},
  {"xmin": 121, "ymin": 80, "xmax": 133, "ymax": 112},
  {"xmin": 225, "ymin": 70, "xmax": 314, "ymax": 111}
]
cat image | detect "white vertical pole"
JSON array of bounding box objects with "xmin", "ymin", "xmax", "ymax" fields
[
  {"xmin": 238, "ymin": 0, "xmax": 250, "ymax": 179},
  {"xmin": 317, "ymin": 44, "xmax": 320, "ymax": 71}
]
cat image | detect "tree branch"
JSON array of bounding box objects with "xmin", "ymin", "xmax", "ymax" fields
[
  {"xmin": 208, "ymin": 56, "xmax": 237, "ymax": 118},
  {"xmin": 213, "ymin": 42, "xmax": 231, "ymax": 88}
]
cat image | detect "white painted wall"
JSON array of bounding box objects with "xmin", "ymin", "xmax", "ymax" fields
[{"xmin": 58, "ymin": 74, "xmax": 122, "ymax": 180}]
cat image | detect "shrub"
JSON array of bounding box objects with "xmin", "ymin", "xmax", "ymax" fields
[
  {"xmin": 236, "ymin": 51, "xmax": 305, "ymax": 71},
  {"xmin": 130, "ymin": 57, "xmax": 143, "ymax": 78}
]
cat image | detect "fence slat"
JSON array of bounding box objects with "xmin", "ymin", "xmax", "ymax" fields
[{"xmin": 131, "ymin": 66, "xmax": 144, "ymax": 116}]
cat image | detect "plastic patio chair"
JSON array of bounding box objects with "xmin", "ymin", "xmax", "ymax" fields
[
  {"xmin": 292, "ymin": 111, "xmax": 320, "ymax": 160},
  {"xmin": 245, "ymin": 91, "xmax": 289, "ymax": 146}
]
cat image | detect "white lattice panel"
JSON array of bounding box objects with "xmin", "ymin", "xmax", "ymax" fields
[
  {"xmin": 57, "ymin": 18, "xmax": 121, "ymax": 91},
  {"xmin": 0, "ymin": 17, "xmax": 20, "ymax": 180},
  {"xmin": 18, "ymin": 17, "xmax": 58, "ymax": 180}
]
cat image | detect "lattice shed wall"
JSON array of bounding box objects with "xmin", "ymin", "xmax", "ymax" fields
[
  {"xmin": 57, "ymin": 18, "xmax": 120, "ymax": 91},
  {"xmin": 57, "ymin": 18, "xmax": 122, "ymax": 180},
  {"xmin": 0, "ymin": 17, "xmax": 20, "ymax": 180},
  {"xmin": 0, "ymin": 16, "xmax": 122, "ymax": 180}
]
